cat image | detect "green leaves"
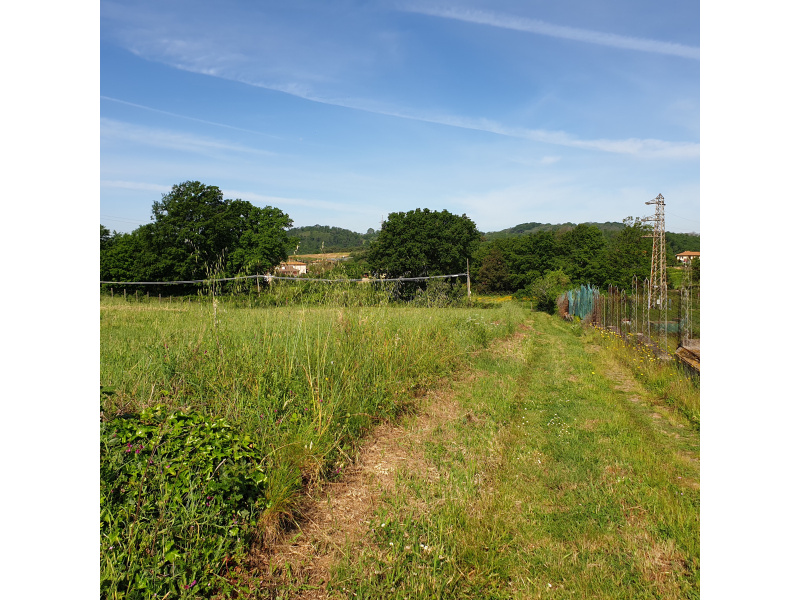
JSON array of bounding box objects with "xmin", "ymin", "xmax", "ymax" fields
[
  {"xmin": 100, "ymin": 181, "xmax": 293, "ymax": 287},
  {"xmin": 100, "ymin": 406, "xmax": 269, "ymax": 598},
  {"xmin": 368, "ymin": 208, "xmax": 480, "ymax": 278}
]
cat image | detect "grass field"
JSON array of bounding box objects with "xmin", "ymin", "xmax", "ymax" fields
[{"xmin": 100, "ymin": 297, "xmax": 698, "ymax": 599}]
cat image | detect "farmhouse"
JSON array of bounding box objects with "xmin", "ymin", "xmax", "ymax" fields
[
  {"xmin": 675, "ymin": 251, "xmax": 700, "ymax": 264},
  {"xmin": 275, "ymin": 260, "xmax": 308, "ymax": 276}
]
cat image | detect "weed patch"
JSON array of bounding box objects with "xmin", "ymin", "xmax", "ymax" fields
[{"xmin": 100, "ymin": 407, "xmax": 274, "ymax": 598}]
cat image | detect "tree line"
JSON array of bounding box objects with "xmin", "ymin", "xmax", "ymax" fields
[
  {"xmin": 101, "ymin": 182, "xmax": 292, "ymax": 292},
  {"xmin": 101, "ymin": 181, "xmax": 698, "ymax": 306}
]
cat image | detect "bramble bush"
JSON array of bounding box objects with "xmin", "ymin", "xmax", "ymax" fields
[{"xmin": 100, "ymin": 406, "xmax": 270, "ymax": 599}]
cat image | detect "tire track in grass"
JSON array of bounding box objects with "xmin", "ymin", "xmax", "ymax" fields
[
  {"xmin": 252, "ymin": 314, "xmax": 699, "ymax": 599},
  {"xmin": 251, "ymin": 359, "xmax": 479, "ymax": 597},
  {"xmin": 513, "ymin": 314, "xmax": 700, "ymax": 599}
]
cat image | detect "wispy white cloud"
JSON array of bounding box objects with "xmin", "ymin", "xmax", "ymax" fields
[
  {"xmin": 401, "ymin": 5, "xmax": 699, "ymax": 60},
  {"xmin": 224, "ymin": 189, "xmax": 363, "ymax": 214},
  {"xmin": 174, "ymin": 73, "xmax": 697, "ymax": 159},
  {"xmin": 100, "ymin": 118, "xmax": 275, "ymax": 157},
  {"xmin": 358, "ymin": 108, "xmax": 699, "ymax": 159},
  {"xmin": 101, "ymin": 179, "xmax": 170, "ymax": 194},
  {"xmin": 101, "ymin": 96, "xmax": 281, "ymax": 138},
  {"xmin": 103, "ymin": 3, "xmax": 697, "ymax": 160}
]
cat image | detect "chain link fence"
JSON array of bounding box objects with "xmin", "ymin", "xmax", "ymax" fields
[{"xmin": 558, "ymin": 271, "xmax": 699, "ymax": 366}]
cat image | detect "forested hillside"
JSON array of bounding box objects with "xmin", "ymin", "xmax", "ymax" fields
[
  {"xmin": 483, "ymin": 221, "xmax": 626, "ymax": 241},
  {"xmin": 288, "ymin": 225, "xmax": 378, "ymax": 254},
  {"xmin": 665, "ymin": 231, "xmax": 701, "ymax": 256}
]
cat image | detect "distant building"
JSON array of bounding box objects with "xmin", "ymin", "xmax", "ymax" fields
[
  {"xmin": 275, "ymin": 260, "xmax": 308, "ymax": 276},
  {"xmin": 676, "ymin": 251, "xmax": 700, "ymax": 264}
]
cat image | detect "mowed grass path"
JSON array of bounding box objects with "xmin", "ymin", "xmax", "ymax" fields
[{"xmin": 329, "ymin": 312, "xmax": 699, "ymax": 600}]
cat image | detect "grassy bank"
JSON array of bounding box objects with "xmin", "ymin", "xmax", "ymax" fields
[
  {"xmin": 100, "ymin": 298, "xmax": 526, "ymax": 597},
  {"xmin": 327, "ymin": 313, "xmax": 699, "ymax": 599},
  {"xmin": 100, "ymin": 299, "xmax": 698, "ymax": 598}
]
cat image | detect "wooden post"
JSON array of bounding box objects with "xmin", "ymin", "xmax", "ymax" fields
[
  {"xmin": 466, "ymin": 259, "xmax": 471, "ymax": 302},
  {"xmin": 124, "ymin": 288, "xmax": 127, "ymax": 300},
  {"xmin": 135, "ymin": 290, "xmax": 138, "ymax": 301},
  {"xmin": 111, "ymin": 288, "xmax": 114, "ymax": 298},
  {"xmin": 257, "ymin": 275, "xmax": 261, "ymax": 294},
  {"xmin": 159, "ymin": 293, "xmax": 162, "ymax": 303}
]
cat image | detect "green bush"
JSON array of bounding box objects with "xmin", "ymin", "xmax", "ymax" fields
[
  {"xmin": 100, "ymin": 407, "xmax": 270, "ymax": 599},
  {"xmin": 526, "ymin": 269, "xmax": 571, "ymax": 313}
]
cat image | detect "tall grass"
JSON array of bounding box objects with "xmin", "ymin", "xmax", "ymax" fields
[
  {"xmin": 589, "ymin": 326, "xmax": 700, "ymax": 428},
  {"xmin": 101, "ymin": 298, "xmax": 524, "ymax": 535},
  {"xmin": 330, "ymin": 312, "xmax": 699, "ymax": 599}
]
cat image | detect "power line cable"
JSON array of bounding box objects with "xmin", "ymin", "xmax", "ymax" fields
[
  {"xmin": 665, "ymin": 211, "xmax": 700, "ymax": 225},
  {"xmin": 100, "ymin": 273, "xmax": 467, "ymax": 285}
]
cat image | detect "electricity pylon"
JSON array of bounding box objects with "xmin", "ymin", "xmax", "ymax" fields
[{"xmin": 643, "ymin": 194, "xmax": 666, "ymax": 310}]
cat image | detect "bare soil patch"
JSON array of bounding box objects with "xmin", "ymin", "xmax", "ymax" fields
[{"xmin": 253, "ymin": 384, "xmax": 463, "ymax": 597}]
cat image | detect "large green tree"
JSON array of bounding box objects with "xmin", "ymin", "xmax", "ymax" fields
[
  {"xmin": 148, "ymin": 182, "xmax": 239, "ymax": 280},
  {"xmin": 601, "ymin": 217, "xmax": 652, "ymax": 290},
  {"xmin": 100, "ymin": 181, "xmax": 292, "ymax": 285},
  {"xmin": 148, "ymin": 181, "xmax": 292, "ymax": 281},
  {"xmin": 475, "ymin": 247, "xmax": 510, "ymax": 293},
  {"xmin": 228, "ymin": 204, "xmax": 293, "ymax": 275},
  {"xmin": 367, "ymin": 209, "xmax": 481, "ymax": 278},
  {"xmin": 553, "ymin": 224, "xmax": 607, "ymax": 284}
]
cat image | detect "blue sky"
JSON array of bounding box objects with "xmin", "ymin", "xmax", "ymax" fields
[{"xmin": 100, "ymin": 0, "xmax": 700, "ymax": 234}]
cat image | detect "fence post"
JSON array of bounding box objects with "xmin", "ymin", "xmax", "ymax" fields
[
  {"xmin": 111, "ymin": 287, "xmax": 114, "ymax": 298},
  {"xmin": 466, "ymin": 259, "xmax": 471, "ymax": 302}
]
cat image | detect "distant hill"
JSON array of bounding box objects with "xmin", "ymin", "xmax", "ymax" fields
[
  {"xmin": 287, "ymin": 225, "xmax": 378, "ymax": 254},
  {"xmin": 483, "ymin": 221, "xmax": 699, "ymax": 254},
  {"xmin": 482, "ymin": 221, "xmax": 627, "ymax": 241},
  {"xmin": 664, "ymin": 231, "xmax": 700, "ymax": 256},
  {"xmin": 290, "ymin": 221, "xmax": 699, "ymax": 257}
]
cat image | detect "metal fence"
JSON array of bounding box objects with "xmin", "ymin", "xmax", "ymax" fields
[{"xmin": 558, "ymin": 272, "xmax": 699, "ymax": 358}]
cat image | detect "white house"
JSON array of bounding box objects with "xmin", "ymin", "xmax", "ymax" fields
[
  {"xmin": 275, "ymin": 260, "xmax": 308, "ymax": 276},
  {"xmin": 676, "ymin": 251, "xmax": 700, "ymax": 264}
]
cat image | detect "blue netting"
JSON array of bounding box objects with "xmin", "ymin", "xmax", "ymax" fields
[{"xmin": 566, "ymin": 285, "xmax": 597, "ymax": 320}]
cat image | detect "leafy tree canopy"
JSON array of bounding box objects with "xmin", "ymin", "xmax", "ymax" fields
[
  {"xmin": 100, "ymin": 181, "xmax": 292, "ymax": 285},
  {"xmin": 475, "ymin": 247, "xmax": 510, "ymax": 293},
  {"xmin": 601, "ymin": 217, "xmax": 653, "ymax": 290},
  {"xmin": 367, "ymin": 208, "xmax": 481, "ymax": 278},
  {"xmin": 553, "ymin": 224, "xmax": 607, "ymax": 284}
]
